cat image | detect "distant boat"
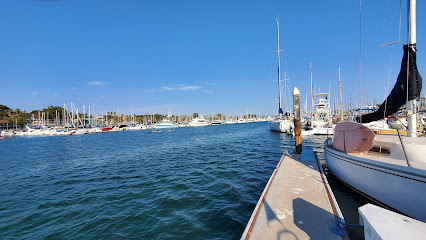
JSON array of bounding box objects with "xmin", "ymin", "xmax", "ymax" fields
[
  {"xmin": 225, "ymin": 119, "xmax": 237, "ymax": 124},
  {"xmin": 237, "ymin": 118, "xmax": 247, "ymax": 124},
  {"xmin": 154, "ymin": 112, "xmax": 178, "ymax": 129},
  {"xmin": 127, "ymin": 124, "xmax": 146, "ymax": 130},
  {"xmin": 298, "ymin": 92, "xmax": 334, "ymax": 136},
  {"xmin": 211, "ymin": 120, "xmax": 223, "ymax": 125},
  {"xmin": 268, "ymin": 18, "xmax": 293, "ymax": 133},
  {"xmin": 189, "ymin": 117, "xmax": 209, "ymax": 127},
  {"xmin": 74, "ymin": 128, "xmax": 89, "ymax": 135},
  {"xmin": 154, "ymin": 119, "xmax": 178, "ymax": 129},
  {"xmin": 101, "ymin": 127, "xmax": 113, "ymax": 132}
]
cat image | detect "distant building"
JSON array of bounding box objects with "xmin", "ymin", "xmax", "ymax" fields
[{"xmin": 0, "ymin": 120, "xmax": 10, "ymax": 130}]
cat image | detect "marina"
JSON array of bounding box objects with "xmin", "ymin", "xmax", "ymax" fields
[{"xmin": 1, "ymin": 0, "xmax": 426, "ymax": 239}]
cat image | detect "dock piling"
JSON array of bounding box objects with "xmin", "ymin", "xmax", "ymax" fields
[{"xmin": 293, "ymin": 87, "xmax": 302, "ymax": 154}]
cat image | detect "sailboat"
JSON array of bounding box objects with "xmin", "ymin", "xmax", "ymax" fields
[
  {"xmin": 269, "ymin": 18, "xmax": 293, "ymax": 133},
  {"xmin": 324, "ymin": 0, "xmax": 425, "ymax": 222}
]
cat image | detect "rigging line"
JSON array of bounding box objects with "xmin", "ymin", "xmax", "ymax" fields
[
  {"xmin": 383, "ymin": 0, "xmax": 401, "ymax": 120},
  {"xmin": 349, "ymin": 47, "xmax": 359, "ymax": 112},
  {"xmin": 399, "ymin": 0, "xmax": 402, "ymax": 42},
  {"xmin": 406, "ymin": 1, "xmax": 410, "ymax": 106},
  {"xmin": 359, "ymin": 0, "xmax": 363, "ymax": 122},
  {"xmin": 382, "ymin": 0, "xmax": 390, "ymax": 33},
  {"xmin": 406, "ymin": 47, "xmax": 410, "ymax": 105},
  {"xmin": 397, "ymin": 130, "xmax": 411, "ymax": 167}
]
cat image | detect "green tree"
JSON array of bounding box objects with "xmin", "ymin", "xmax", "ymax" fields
[
  {"xmin": 42, "ymin": 106, "xmax": 65, "ymax": 120},
  {"xmin": 193, "ymin": 113, "xmax": 199, "ymax": 118}
]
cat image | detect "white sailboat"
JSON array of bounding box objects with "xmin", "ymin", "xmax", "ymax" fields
[
  {"xmin": 324, "ymin": 0, "xmax": 426, "ymax": 222},
  {"xmin": 269, "ymin": 18, "xmax": 293, "ymax": 133}
]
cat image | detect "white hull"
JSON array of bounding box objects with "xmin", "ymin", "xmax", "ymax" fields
[
  {"xmin": 362, "ymin": 119, "xmax": 390, "ymax": 131},
  {"xmin": 154, "ymin": 123, "xmax": 177, "ymax": 129},
  {"xmin": 387, "ymin": 118, "xmax": 407, "ymax": 130},
  {"xmin": 189, "ymin": 122, "xmax": 209, "ymax": 127},
  {"xmin": 268, "ymin": 120, "xmax": 293, "ymax": 133},
  {"xmin": 189, "ymin": 118, "xmax": 209, "ymax": 127},
  {"xmin": 291, "ymin": 127, "xmax": 333, "ymax": 137},
  {"xmin": 311, "ymin": 127, "xmax": 334, "ymax": 135},
  {"xmin": 324, "ymin": 138, "xmax": 426, "ymax": 222}
]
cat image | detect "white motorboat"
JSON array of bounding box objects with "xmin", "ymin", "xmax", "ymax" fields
[
  {"xmin": 154, "ymin": 112, "xmax": 178, "ymax": 129},
  {"xmin": 298, "ymin": 126, "xmax": 334, "ymax": 136},
  {"xmin": 225, "ymin": 118, "xmax": 237, "ymax": 124},
  {"xmin": 211, "ymin": 120, "xmax": 223, "ymax": 125},
  {"xmin": 237, "ymin": 118, "xmax": 247, "ymax": 124},
  {"xmin": 297, "ymin": 70, "xmax": 334, "ymax": 136},
  {"xmin": 154, "ymin": 119, "xmax": 177, "ymax": 129},
  {"xmin": 0, "ymin": 130, "xmax": 14, "ymax": 137},
  {"xmin": 74, "ymin": 128, "xmax": 89, "ymax": 135},
  {"xmin": 189, "ymin": 117, "xmax": 209, "ymax": 127},
  {"xmin": 127, "ymin": 124, "xmax": 146, "ymax": 130},
  {"xmin": 325, "ymin": 0, "xmax": 426, "ymax": 222}
]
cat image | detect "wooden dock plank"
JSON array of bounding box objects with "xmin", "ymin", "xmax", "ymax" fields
[{"xmin": 242, "ymin": 149, "xmax": 344, "ymax": 240}]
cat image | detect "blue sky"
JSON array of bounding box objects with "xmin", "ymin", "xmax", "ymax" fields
[{"xmin": 0, "ymin": 0, "xmax": 424, "ymax": 116}]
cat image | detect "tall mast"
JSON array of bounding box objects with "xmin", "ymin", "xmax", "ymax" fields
[
  {"xmin": 276, "ymin": 18, "xmax": 283, "ymax": 116},
  {"xmin": 310, "ymin": 62, "xmax": 314, "ymax": 119},
  {"xmin": 407, "ymin": 0, "xmax": 417, "ymax": 137},
  {"xmin": 339, "ymin": 67, "xmax": 344, "ymax": 122}
]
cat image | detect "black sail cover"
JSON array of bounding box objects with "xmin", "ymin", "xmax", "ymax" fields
[{"xmin": 357, "ymin": 45, "xmax": 422, "ymax": 123}]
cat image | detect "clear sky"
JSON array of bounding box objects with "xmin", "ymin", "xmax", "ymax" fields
[{"xmin": 0, "ymin": 0, "xmax": 424, "ymax": 116}]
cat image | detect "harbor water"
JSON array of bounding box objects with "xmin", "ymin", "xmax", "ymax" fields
[{"xmin": 0, "ymin": 122, "xmax": 363, "ymax": 239}]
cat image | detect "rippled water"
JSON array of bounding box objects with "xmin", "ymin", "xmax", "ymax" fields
[{"xmin": 0, "ymin": 122, "xmax": 332, "ymax": 239}]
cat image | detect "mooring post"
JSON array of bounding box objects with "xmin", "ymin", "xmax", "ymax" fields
[{"xmin": 293, "ymin": 87, "xmax": 302, "ymax": 154}]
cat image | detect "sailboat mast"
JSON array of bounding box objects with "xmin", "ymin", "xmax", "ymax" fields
[
  {"xmin": 276, "ymin": 18, "xmax": 283, "ymax": 116},
  {"xmin": 284, "ymin": 72, "xmax": 288, "ymax": 113},
  {"xmin": 339, "ymin": 67, "xmax": 344, "ymax": 122},
  {"xmin": 310, "ymin": 62, "xmax": 314, "ymax": 119},
  {"xmin": 407, "ymin": 0, "xmax": 417, "ymax": 137}
]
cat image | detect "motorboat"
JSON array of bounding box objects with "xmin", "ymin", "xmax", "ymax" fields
[
  {"xmin": 154, "ymin": 119, "xmax": 178, "ymax": 129},
  {"xmin": 211, "ymin": 120, "xmax": 223, "ymax": 125},
  {"xmin": 189, "ymin": 117, "xmax": 209, "ymax": 127}
]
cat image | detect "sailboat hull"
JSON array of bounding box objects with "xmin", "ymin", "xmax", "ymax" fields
[
  {"xmin": 324, "ymin": 139, "xmax": 426, "ymax": 222},
  {"xmin": 268, "ymin": 120, "xmax": 293, "ymax": 133}
]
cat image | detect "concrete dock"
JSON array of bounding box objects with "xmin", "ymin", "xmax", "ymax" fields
[{"xmin": 241, "ymin": 148, "xmax": 348, "ymax": 240}]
